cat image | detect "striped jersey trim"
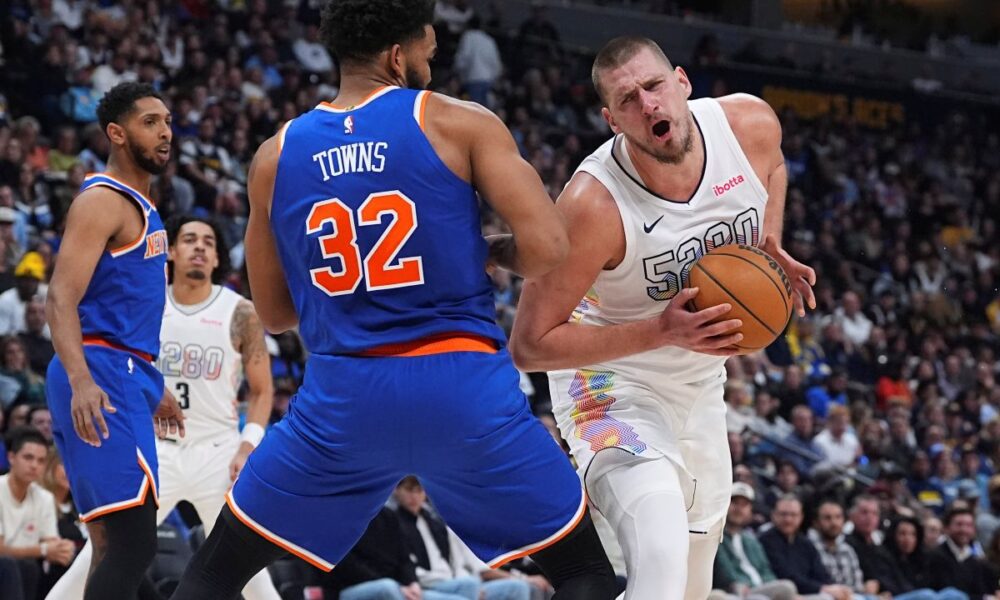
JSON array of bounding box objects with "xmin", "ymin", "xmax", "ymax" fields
[
  {"xmin": 486, "ymin": 481, "xmax": 588, "ymax": 568},
  {"xmin": 82, "ymin": 179, "xmax": 151, "ymax": 257},
  {"xmin": 83, "ymin": 173, "xmax": 155, "ymax": 209},
  {"xmin": 413, "ymin": 90, "xmax": 432, "ymax": 130},
  {"xmin": 225, "ymin": 491, "xmax": 336, "ymax": 571},
  {"xmin": 80, "ymin": 447, "xmax": 159, "ymax": 522},
  {"xmin": 316, "ymin": 86, "xmax": 397, "ymax": 113}
]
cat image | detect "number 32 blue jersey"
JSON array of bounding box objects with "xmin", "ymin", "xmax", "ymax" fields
[{"xmin": 271, "ymin": 87, "xmax": 504, "ymax": 355}]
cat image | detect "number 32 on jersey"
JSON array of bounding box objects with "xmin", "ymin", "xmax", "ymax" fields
[{"xmin": 306, "ymin": 190, "xmax": 424, "ymax": 296}]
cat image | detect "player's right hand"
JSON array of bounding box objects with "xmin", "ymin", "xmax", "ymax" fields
[
  {"xmin": 656, "ymin": 287, "xmax": 744, "ymax": 356},
  {"xmin": 70, "ymin": 379, "xmax": 115, "ymax": 447},
  {"xmin": 154, "ymin": 389, "xmax": 186, "ymax": 440}
]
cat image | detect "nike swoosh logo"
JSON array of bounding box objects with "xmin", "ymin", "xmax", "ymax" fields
[{"xmin": 643, "ymin": 216, "xmax": 664, "ymax": 234}]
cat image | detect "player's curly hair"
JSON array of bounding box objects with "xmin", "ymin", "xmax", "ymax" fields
[
  {"xmin": 165, "ymin": 214, "xmax": 232, "ymax": 285},
  {"xmin": 96, "ymin": 82, "xmax": 163, "ymax": 132},
  {"xmin": 319, "ymin": 0, "xmax": 435, "ymax": 64}
]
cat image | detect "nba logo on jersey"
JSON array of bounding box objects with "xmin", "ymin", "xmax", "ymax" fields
[{"xmin": 344, "ymin": 116, "xmax": 354, "ymax": 135}]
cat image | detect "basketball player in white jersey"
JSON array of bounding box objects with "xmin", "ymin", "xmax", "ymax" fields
[
  {"xmin": 47, "ymin": 216, "xmax": 280, "ymax": 600},
  {"xmin": 510, "ymin": 37, "xmax": 816, "ymax": 600}
]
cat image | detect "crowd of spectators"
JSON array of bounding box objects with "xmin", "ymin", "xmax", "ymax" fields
[{"xmin": 0, "ymin": 0, "xmax": 998, "ymax": 598}]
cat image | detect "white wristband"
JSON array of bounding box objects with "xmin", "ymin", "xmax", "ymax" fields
[
  {"xmin": 40, "ymin": 542, "xmax": 48, "ymax": 559},
  {"xmin": 241, "ymin": 423, "xmax": 265, "ymax": 448}
]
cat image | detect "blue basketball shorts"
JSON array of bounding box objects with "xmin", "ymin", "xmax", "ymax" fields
[
  {"xmin": 47, "ymin": 345, "xmax": 164, "ymax": 521},
  {"xmin": 227, "ymin": 347, "xmax": 585, "ymax": 571}
]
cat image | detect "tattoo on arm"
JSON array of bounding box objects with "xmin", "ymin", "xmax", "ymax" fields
[{"xmin": 232, "ymin": 300, "xmax": 268, "ymax": 369}]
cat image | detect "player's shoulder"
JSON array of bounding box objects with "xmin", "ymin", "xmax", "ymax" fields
[
  {"xmin": 216, "ymin": 285, "xmax": 245, "ymax": 302},
  {"xmin": 715, "ymin": 93, "xmax": 776, "ymax": 118},
  {"xmin": 67, "ymin": 181, "xmax": 136, "ymax": 229},
  {"xmin": 253, "ymin": 130, "xmax": 284, "ymax": 169},
  {"xmin": 72, "ymin": 180, "xmax": 130, "ymax": 206},
  {"xmin": 715, "ymin": 93, "xmax": 781, "ymax": 146},
  {"xmin": 557, "ymin": 170, "xmax": 621, "ymax": 230},
  {"xmin": 425, "ymin": 92, "xmax": 504, "ymax": 133},
  {"xmin": 230, "ymin": 293, "xmax": 261, "ymax": 323}
]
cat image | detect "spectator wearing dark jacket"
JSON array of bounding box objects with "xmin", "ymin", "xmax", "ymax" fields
[
  {"xmin": 316, "ymin": 507, "xmax": 421, "ymax": 600},
  {"xmin": 885, "ymin": 516, "xmax": 969, "ymax": 600},
  {"xmin": 926, "ymin": 507, "xmax": 997, "ymax": 598},
  {"xmin": 845, "ymin": 496, "xmax": 908, "ymax": 594},
  {"xmin": 758, "ymin": 496, "xmax": 851, "ymax": 600}
]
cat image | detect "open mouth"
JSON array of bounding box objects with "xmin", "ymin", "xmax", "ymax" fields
[
  {"xmin": 652, "ymin": 120, "xmax": 671, "ymax": 139},
  {"xmin": 156, "ymin": 145, "xmax": 171, "ymax": 159}
]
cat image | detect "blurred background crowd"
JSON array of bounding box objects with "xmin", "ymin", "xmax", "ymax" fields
[{"xmin": 0, "ymin": 0, "xmax": 998, "ymax": 599}]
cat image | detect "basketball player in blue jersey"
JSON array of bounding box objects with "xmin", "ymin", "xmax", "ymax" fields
[
  {"xmin": 46, "ymin": 82, "xmax": 185, "ymax": 600},
  {"xmin": 171, "ymin": 2, "xmax": 616, "ymax": 599}
]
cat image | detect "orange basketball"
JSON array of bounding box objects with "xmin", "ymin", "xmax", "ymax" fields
[{"xmin": 688, "ymin": 244, "xmax": 794, "ymax": 355}]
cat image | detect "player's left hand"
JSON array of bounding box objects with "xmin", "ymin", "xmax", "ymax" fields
[
  {"xmin": 229, "ymin": 443, "xmax": 254, "ymax": 481},
  {"xmin": 760, "ymin": 234, "xmax": 816, "ymax": 317},
  {"xmin": 153, "ymin": 389, "xmax": 186, "ymax": 439}
]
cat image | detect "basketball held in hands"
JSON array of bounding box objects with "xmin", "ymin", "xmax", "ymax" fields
[{"xmin": 687, "ymin": 244, "xmax": 794, "ymax": 354}]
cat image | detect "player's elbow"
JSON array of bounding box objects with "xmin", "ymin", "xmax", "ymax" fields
[
  {"xmin": 44, "ymin": 287, "xmax": 71, "ymax": 329},
  {"xmin": 508, "ymin": 333, "xmax": 543, "ymax": 372},
  {"xmin": 258, "ymin": 310, "xmax": 298, "ymax": 335},
  {"xmin": 520, "ymin": 228, "xmax": 569, "ymax": 279}
]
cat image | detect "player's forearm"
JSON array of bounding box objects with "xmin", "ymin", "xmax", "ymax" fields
[
  {"xmin": 761, "ymin": 163, "xmax": 788, "ymax": 243},
  {"xmin": 246, "ymin": 274, "xmax": 298, "ymax": 332},
  {"xmin": 244, "ymin": 388, "xmax": 272, "ymax": 428},
  {"xmin": 510, "ymin": 318, "xmax": 662, "ymax": 372},
  {"xmin": 46, "ymin": 293, "xmax": 93, "ymax": 386}
]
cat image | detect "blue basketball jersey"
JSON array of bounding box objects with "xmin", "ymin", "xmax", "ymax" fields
[
  {"xmin": 76, "ymin": 173, "xmax": 168, "ymax": 358},
  {"xmin": 272, "ymin": 86, "xmax": 504, "ymax": 355}
]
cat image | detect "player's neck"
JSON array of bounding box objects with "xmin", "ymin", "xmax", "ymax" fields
[
  {"xmin": 625, "ymin": 127, "xmax": 705, "ymax": 201},
  {"xmin": 105, "ymin": 155, "xmax": 153, "ymax": 198},
  {"xmin": 171, "ymin": 280, "xmax": 214, "ymax": 306},
  {"xmin": 333, "ymin": 70, "xmax": 402, "ymax": 106}
]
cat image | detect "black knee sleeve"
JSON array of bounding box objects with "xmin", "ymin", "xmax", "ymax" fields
[
  {"xmin": 169, "ymin": 505, "xmax": 286, "ymax": 599},
  {"xmin": 85, "ymin": 492, "xmax": 158, "ymax": 600},
  {"xmin": 529, "ymin": 508, "xmax": 618, "ymax": 600}
]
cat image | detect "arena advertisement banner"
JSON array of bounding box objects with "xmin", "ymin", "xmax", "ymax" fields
[{"xmin": 691, "ymin": 66, "xmax": 1000, "ymax": 129}]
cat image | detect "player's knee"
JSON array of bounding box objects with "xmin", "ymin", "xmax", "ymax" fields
[
  {"xmin": 574, "ymin": 569, "xmax": 619, "ymax": 600},
  {"xmin": 116, "ymin": 523, "xmax": 158, "ymax": 571},
  {"xmin": 683, "ymin": 538, "xmax": 720, "ymax": 600},
  {"xmin": 682, "ymin": 572, "xmax": 713, "ymax": 600},
  {"xmin": 88, "ymin": 524, "xmax": 109, "ymax": 560}
]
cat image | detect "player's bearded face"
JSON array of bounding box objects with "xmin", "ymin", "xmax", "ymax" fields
[
  {"xmin": 604, "ymin": 52, "xmax": 696, "ymax": 165},
  {"xmin": 632, "ymin": 114, "xmax": 694, "ymax": 165},
  {"xmin": 125, "ymin": 131, "xmax": 169, "ymax": 175},
  {"xmin": 400, "ymin": 25, "xmax": 435, "ymax": 91},
  {"xmin": 403, "ymin": 64, "xmax": 429, "ymax": 91}
]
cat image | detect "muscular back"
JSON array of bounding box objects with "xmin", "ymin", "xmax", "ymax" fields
[{"xmin": 263, "ymin": 87, "xmax": 506, "ymax": 354}]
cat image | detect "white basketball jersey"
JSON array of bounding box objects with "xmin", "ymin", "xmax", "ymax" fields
[
  {"xmin": 554, "ymin": 97, "xmax": 769, "ymax": 387},
  {"xmin": 158, "ymin": 285, "xmax": 244, "ymax": 444}
]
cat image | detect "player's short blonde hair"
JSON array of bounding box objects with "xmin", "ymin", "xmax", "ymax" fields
[{"xmin": 592, "ymin": 36, "xmax": 673, "ymax": 104}]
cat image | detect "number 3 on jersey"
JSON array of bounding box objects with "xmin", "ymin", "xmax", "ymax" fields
[{"xmin": 306, "ymin": 190, "xmax": 424, "ymax": 296}]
